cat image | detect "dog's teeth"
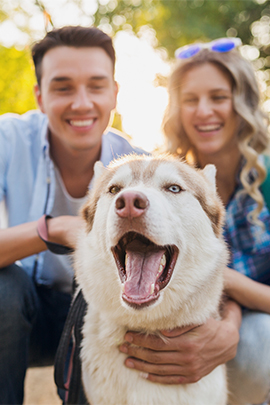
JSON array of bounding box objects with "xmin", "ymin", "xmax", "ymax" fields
[
  {"xmin": 156, "ymin": 254, "xmax": 166, "ymax": 279},
  {"xmin": 150, "ymin": 283, "xmax": 155, "ymax": 295},
  {"xmin": 161, "ymin": 254, "xmax": 166, "ymax": 267},
  {"xmin": 121, "ymin": 284, "xmax": 125, "ymax": 292}
]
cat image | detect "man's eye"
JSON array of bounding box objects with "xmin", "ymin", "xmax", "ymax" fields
[
  {"xmin": 56, "ymin": 87, "xmax": 71, "ymax": 92},
  {"xmin": 109, "ymin": 185, "xmax": 122, "ymax": 194},
  {"xmin": 166, "ymin": 185, "xmax": 182, "ymax": 193}
]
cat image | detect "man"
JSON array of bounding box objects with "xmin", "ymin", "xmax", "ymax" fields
[{"xmin": 0, "ymin": 26, "xmax": 144, "ymax": 404}]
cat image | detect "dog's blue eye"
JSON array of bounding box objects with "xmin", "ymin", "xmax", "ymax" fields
[
  {"xmin": 109, "ymin": 185, "xmax": 121, "ymax": 194},
  {"xmin": 167, "ymin": 185, "xmax": 181, "ymax": 193}
]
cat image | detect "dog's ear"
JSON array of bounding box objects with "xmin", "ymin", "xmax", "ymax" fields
[
  {"xmin": 94, "ymin": 161, "xmax": 107, "ymax": 180},
  {"xmin": 80, "ymin": 197, "xmax": 96, "ymax": 233},
  {"xmin": 201, "ymin": 164, "xmax": 217, "ymax": 192},
  {"xmin": 80, "ymin": 162, "xmax": 109, "ymax": 232}
]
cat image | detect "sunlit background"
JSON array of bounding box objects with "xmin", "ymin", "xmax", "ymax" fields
[{"xmin": 0, "ymin": 0, "xmax": 270, "ymax": 151}]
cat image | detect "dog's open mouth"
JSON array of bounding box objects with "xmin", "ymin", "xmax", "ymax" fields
[{"xmin": 111, "ymin": 232, "xmax": 179, "ymax": 309}]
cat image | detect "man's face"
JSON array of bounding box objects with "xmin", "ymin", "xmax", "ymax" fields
[{"xmin": 35, "ymin": 46, "xmax": 118, "ymax": 153}]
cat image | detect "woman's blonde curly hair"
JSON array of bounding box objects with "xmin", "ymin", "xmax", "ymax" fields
[{"xmin": 162, "ymin": 47, "xmax": 270, "ymax": 224}]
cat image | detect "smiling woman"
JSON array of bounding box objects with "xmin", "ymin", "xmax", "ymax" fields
[
  {"xmin": 177, "ymin": 63, "xmax": 239, "ymax": 161},
  {"xmin": 123, "ymin": 41, "xmax": 270, "ymax": 405}
]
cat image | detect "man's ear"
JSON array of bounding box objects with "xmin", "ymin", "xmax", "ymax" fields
[
  {"xmin": 34, "ymin": 84, "xmax": 45, "ymax": 113},
  {"xmin": 113, "ymin": 81, "xmax": 119, "ymax": 108}
]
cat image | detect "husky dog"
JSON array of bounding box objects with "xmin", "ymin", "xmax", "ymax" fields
[{"xmin": 75, "ymin": 154, "xmax": 228, "ymax": 405}]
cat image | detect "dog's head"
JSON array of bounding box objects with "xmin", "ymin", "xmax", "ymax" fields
[{"xmin": 76, "ymin": 154, "xmax": 227, "ymax": 325}]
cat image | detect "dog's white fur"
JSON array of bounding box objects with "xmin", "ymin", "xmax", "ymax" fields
[{"xmin": 75, "ymin": 154, "xmax": 228, "ymax": 405}]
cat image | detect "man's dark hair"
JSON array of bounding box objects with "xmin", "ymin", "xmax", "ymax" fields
[{"xmin": 32, "ymin": 26, "xmax": 115, "ymax": 86}]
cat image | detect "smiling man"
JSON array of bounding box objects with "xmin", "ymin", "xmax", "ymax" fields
[{"xmin": 0, "ymin": 26, "xmax": 144, "ymax": 404}]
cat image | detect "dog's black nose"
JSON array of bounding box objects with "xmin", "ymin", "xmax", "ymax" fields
[{"xmin": 115, "ymin": 191, "xmax": 149, "ymax": 218}]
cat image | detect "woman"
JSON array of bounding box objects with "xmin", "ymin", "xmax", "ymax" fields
[{"xmin": 119, "ymin": 39, "xmax": 270, "ymax": 404}]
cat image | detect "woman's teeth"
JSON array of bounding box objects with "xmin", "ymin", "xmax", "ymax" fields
[{"xmin": 196, "ymin": 124, "xmax": 222, "ymax": 132}]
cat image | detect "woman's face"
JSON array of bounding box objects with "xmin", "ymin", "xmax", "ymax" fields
[{"xmin": 179, "ymin": 63, "xmax": 239, "ymax": 158}]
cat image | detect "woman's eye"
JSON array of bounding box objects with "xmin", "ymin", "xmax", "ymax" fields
[
  {"xmin": 213, "ymin": 95, "xmax": 227, "ymax": 101},
  {"xmin": 183, "ymin": 98, "xmax": 197, "ymax": 103},
  {"xmin": 109, "ymin": 185, "xmax": 121, "ymax": 194},
  {"xmin": 167, "ymin": 185, "xmax": 182, "ymax": 193}
]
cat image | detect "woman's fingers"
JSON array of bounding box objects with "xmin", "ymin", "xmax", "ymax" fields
[
  {"xmin": 121, "ymin": 354, "xmax": 203, "ymax": 384},
  {"xmin": 123, "ymin": 326, "xmax": 198, "ymax": 352},
  {"xmin": 119, "ymin": 343, "xmax": 182, "ymax": 365}
]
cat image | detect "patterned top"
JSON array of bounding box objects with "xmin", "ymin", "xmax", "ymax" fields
[{"xmin": 224, "ymin": 159, "xmax": 270, "ymax": 286}]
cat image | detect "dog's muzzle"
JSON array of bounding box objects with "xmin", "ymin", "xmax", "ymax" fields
[{"xmin": 111, "ymin": 232, "xmax": 179, "ymax": 309}]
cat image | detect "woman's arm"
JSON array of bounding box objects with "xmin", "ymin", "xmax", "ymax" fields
[
  {"xmin": 224, "ymin": 267, "xmax": 270, "ymax": 313},
  {"xmin": 0, "ymin": 215, "xmax": 83, "ymax": 268},
  {"xmin": 119, "ymin": 299, "xmax": 241, "ymax": 384}
]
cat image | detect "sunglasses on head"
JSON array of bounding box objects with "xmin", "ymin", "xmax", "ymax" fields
[{"xmin": 175, "ymin": 37, "xmax": 242, "ymax": 59}]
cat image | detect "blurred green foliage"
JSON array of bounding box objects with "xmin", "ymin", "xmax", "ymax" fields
[
  {"xmin": 94, "ymin": 0, "xmax": 270, "ymax": 58},
  {"xmin": 0, "ymin": 46, "xmax": 37, "ymax": 115},
  {"xmin": 0, "ymin": 0, "xmax": 269, "ymax": 117}
]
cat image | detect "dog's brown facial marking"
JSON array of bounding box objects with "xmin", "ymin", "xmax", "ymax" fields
[
  {"xmin": 112, "ymin": 232, "xmax": 179, "ymax": 309},
  {"xmin": 81, "ymin": 166, "xmax": 121, "ymax": 233},
  {"xmin": 195, "ymin": 193, "xmax": 224, "ymax": 237},
  {"xmin": 174, "ymin": 164, "xmax": 225, "ymax": 238}
]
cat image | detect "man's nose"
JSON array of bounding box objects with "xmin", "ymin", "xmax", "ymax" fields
[{"xmin": 71, "ymin": 87, "xmax": 93, "ymax": 110}]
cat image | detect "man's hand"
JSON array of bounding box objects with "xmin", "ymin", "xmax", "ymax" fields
[
  {"xmin": 46, "ymin": 215, "xmax": 85, "ymax": 249},
  {"xmin": 119, "ymin": 300, "xmax": 241, "ymax": 384}
]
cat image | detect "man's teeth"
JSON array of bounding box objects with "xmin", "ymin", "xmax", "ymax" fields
[
  {"xmin": 197, "ymin": 124, "xmax": 221, "ymax": 132},
  {"xmin": 69, "ymin": 119, "xmax": 94, "ymax": 127}
]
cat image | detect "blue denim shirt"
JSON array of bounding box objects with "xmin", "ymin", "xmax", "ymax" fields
[{"xmin": 0, "ymin": 110, "xmax": 146, "ymax": 286}]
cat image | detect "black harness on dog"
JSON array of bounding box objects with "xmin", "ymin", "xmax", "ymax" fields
[
  {"xmin": 37, "ymin": 215, "xmax": 88, "ymax": 404},
  {"xmin": 54, "ymin": 288, "xmax": 88, "ymax": 405}
]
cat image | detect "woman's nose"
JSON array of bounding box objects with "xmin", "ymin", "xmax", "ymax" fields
[{"xmin": 196, "ymin": 98, "xmax": 213, "ymax": 118}]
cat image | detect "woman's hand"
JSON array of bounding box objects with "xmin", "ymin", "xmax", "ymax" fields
[{"xmin": 119, "ymin": 300, "xmax": 241, "ymax": 384}]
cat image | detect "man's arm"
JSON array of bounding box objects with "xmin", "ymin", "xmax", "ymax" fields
[
  {"xmin": 0, "ymin": 215, "xmax": 84, "ymax": 268},
  {"xmin": 119, "ymin": 300, "xmax": 241, "ymax": 384},
  {"xmin": 0, "ymin": 221, "xmax": 46, "ymax": 268}
]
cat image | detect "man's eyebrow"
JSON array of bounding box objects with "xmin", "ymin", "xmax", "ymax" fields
[
  {"xmin": 90, "ymin": 76, "xmax": 109, "ymax": 81},
  {"xmin": 51, "ymin": 76, "xmax": 72, "ymax": 82},
  {"xmin": 50, "ymin": 75, "xmax": 110, "ymax": 83}
]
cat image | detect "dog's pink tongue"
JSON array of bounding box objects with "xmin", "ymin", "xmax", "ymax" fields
[{"xmin": 124, "ymin": 239, "xmax": 165, "ymax": 300}]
